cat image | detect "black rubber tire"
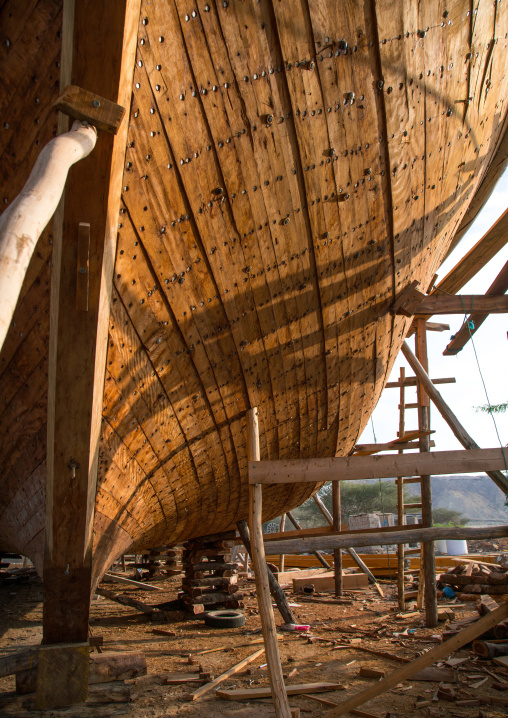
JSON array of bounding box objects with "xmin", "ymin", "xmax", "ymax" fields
[{"xmin": 203, "ymin": 609, "xmax": 246, "ymax": 629}]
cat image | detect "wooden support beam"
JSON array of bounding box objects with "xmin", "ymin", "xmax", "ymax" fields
[
  {"xmin": 279, "ymin": 514, "xmax": 286, "ymax": 573},
  {"xmin": 44, "ymin": 0, "xmax": 141, "ymax": 645},
  {"xmin": 415, "ymin": 319, "xmax": 437, "ymax": 628},
  {"xmin": 385, "ymin": 377, "xmax": 455, "ymax": 389},
  {"xmin": 312, "ymin": 494, "xmax": 380, "ymax": 591},
  {"xmin": 287, "ymin": 511, "xmax": 331, "ymax": 570},
  {"xmin": 425, "ymin": 322, "xmax": 450, "ymax": 332},
  {"xmin": 397, "ymin": 367, "xmax": 406, "ymax": 611},
  {"xmin": 392, "ymin": 287, "xmax": 508, "ymax": 317},
  {"xmin": 236, "ymin": 520, "xmax": 295, "ymax": 626},
  {"xmin": 321, "ymin": 601, "xmax": 508, "ymax": 717},
  {"xmin": 401, "ymin": 342, "xmax": 508, "ymax": 493},
  {"xmin": 249, "ymin": 448, "xmax": 507, "ymax": 485},
  {"xmin": 353, "ymin": 430, "xmax": 434, "ymax": 455},
  {"xmin": 444, "ymin": 259, "xmax": 508, "ymax": 355},
  {"xmin": 264, "ymin": 524, "xmax": 508, "ymax": 556},
  {"xmin": 417, "ymin": 295, "xmax": 508, "ymax": 315},
  {"xmin": 354, "ymin": 440, "xmax": 433, "ymax": 454},
  {"xmin": 440, "ymin": 205, "xmax": 508, "ymax": 294},
  {"xmin": 247, "ymin": 408, "xmax": 291, "ymax": 718},
  {"xmin": 331, "ymin": 485, "xmax": 342, "ymax": 597},
  {"xmin": 265, "ymin": 522, "xmax": 409, "ymax": 543}
]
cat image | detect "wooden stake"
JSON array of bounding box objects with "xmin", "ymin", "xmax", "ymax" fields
[
  {"xmin": 397, "ymin": 366, "xmax": 406, "ymax": 611},
  {"xmin": 322, "ymin": 601, "xmax": 508, "ymax": 717},
  {"xmin": 247, "ymin": 408, "xmax": 291, "ymax": 718},
  {"xmin": 279, "ymin": 514, "xmax": 286, "ymax": 573},
  {"xmin": 415, "ymin": 319, "xmax": 437, "ymax": 628},
  {"xmin": 331, "ymin": 484, "xmax": 343, "ymax": 597},
  {"xmin": 236, "ymin": 520, "xmax": 295, "ymax": 626}
]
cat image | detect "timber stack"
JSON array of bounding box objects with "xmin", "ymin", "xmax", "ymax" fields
[
  {"xmin": 136, "ymin": 547, "xmax": 182, "ymax": 579},
  {"xmin": 179, "ymin": 531, "xmax": 243, "ymax": 614},
  {"xmin": 439, "ymin": 560, "xmax": 508, "ymax": 600}
]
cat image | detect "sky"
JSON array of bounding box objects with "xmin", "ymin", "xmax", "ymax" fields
[{"xmin": 358, "ymin": 171, "xmax": 508, "ymax": 456}]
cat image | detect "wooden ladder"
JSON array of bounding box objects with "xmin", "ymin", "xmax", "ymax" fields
[{"xmin": 395, "ymin": 366, "xmax": 424, "ymax": 610}]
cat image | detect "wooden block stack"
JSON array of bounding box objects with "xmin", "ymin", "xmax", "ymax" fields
[
  {"xmin": 439, "ymin": 560, "xmax": 508, "ymax": 599},
  {"xmin": 179, "ymin": 531, "xmax": 244, "ymax": 614},
  {"xmin": 137, "ymin": 546, "xmax": 182, "ymax": 578}
]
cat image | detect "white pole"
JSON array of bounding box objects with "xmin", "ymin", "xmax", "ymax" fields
[{"xmin": 0, "ymin": 120, "xmax": 97, "ymax": 349}]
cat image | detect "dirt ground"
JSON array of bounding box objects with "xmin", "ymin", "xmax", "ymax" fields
[{"xmin": 0, "ymin": 566, "xmax": 507, "ymax": 718}]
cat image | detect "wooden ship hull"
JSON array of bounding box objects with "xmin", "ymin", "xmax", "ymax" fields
[{"xmin": 1, "ymin": 0, "xmax": 508, "ymax": 587}]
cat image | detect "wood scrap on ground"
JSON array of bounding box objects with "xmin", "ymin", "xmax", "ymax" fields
[{"xmin": 320, "ymin": 600, "xmax": 508, "ymax": 717}]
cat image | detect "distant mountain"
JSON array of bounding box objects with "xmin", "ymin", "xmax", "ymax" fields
[{"xmin": 430, "ymin": 475, "xmax": 508, "ymax": 525}]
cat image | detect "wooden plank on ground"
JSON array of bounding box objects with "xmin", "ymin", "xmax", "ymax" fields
[
  {"xmin": 249, "ymin": 448, "xmax": 507, "ymax": 484},
  {"xmin": 216, "ymin": 683, "xmax": 346, "ymax": 701}
]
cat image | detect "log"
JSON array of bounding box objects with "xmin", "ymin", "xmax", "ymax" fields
[
  {"xmin": 401, "ymin": 342, "xmax": 508, "ymax": 493},
  {"xmin": 264, "ymin": 525, "xmax": 508, "ymax": 555},
  {"xmin": 472, "ymin": 641, "xmax": 508, "ymax": 659},
  {"xmin": 461, "ymin": 584, "xmax": 508, "ymax": 595},
  {"xmin": 0, "ymin": 121, "xmax": 97, "ymax": 350},
  {"xmin": 237, "ymin": 520, "xmax": 295, "ymax": 626},
  {"xmin": 494, "ymin": 621, "xmax": 508, "ymax": 639},
  {"xmin": 321, "ymin": 601, "xmax": 508, "ymax": 717},
  {"xmin": 88, "ymin": 652, "xmax": 146, "ymax": 683}
]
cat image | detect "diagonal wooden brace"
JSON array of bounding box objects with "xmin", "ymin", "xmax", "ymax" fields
[{"xmin": 55, "ymin": 85, "xmax": 126, "ymax": 134}]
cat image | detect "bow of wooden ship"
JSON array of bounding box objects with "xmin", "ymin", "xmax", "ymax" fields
[{"xmin": 1, "ymin": 0, "xmax": 507, "ymax": 594}]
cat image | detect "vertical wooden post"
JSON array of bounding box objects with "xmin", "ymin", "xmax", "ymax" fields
[
  {"xmin": 397, "ymin": 367, "xmax": 406, "ymax": 610},
  {"xmin": 247, "ymin": 408, "xmax": 291, "ymax": 718},
  {"xmin": 279, "ymin": 514, "xmax": 286, "ymax": 573},
  {"xmin": 332, "ymin": 483, "xmax": 343, "ymax": 597},
  {"xmin": 415, "ymin": 319, "xmax": 438, "ymax": 627},
  {"xmin": 42, "ymin": 11, "xmax": 141, "ymax": 706}
]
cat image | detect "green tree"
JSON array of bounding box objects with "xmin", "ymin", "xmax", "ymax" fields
[
  {"xmin": 476, "ymin": 402, "xmax": 507, "ymax": 414},
  {"xmin": 432, "ymin": 507, "xmax": 470, "ymax": 526}
]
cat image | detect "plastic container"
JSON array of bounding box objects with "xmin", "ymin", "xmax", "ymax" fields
[
  {"xmin": 446, "ymin": 539, "xmax": 468, "ymax": 555},
  {"xmin": 435, "ymin": 539, "xmax": 448, "ymax": 555}
]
